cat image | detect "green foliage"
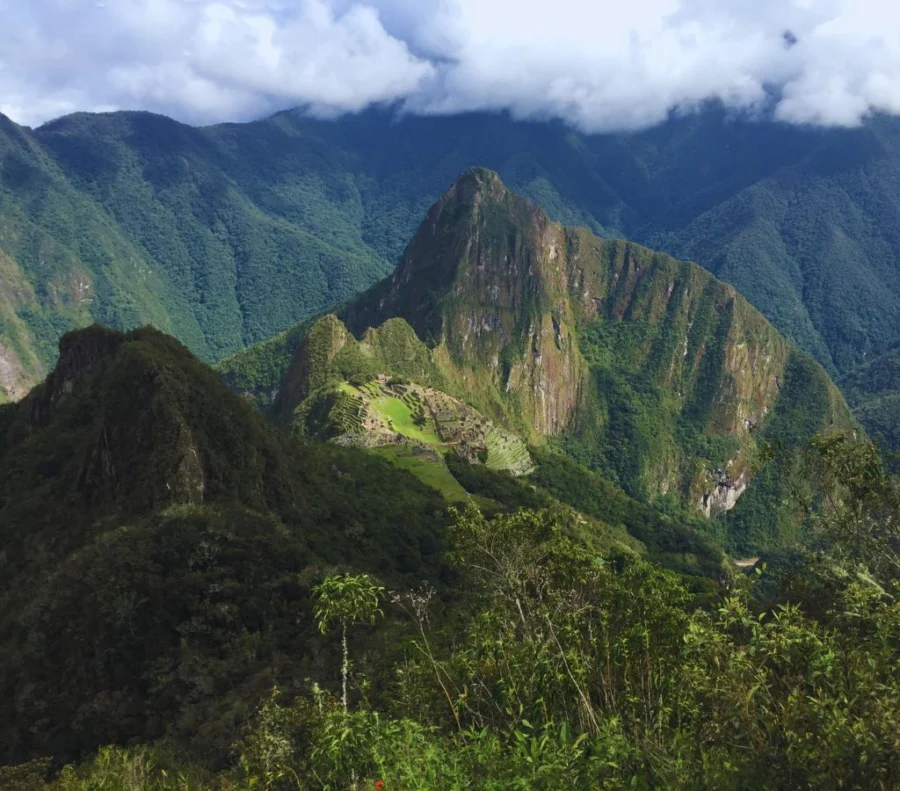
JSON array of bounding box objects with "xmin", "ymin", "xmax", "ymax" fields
[
  {"xmin": 444, "ymin": 453, "xmax": 550, "ymax": 512},
  {"xmin": 372, "ymin": 445, "xmax": 471, "ymax": 504},
  {"xmin": 0, "ymin": 326, "xmax": 451, "ymax": 767},
  {"xmin": 3, "ymin": 107, "xmax": 900, "ymax": 437},
  {"xmin": 0, "ymin": 758, "xmax": 53, "ymax": 791},
  {"xmin": 233, "ymin": 171, "xmax": 845, "ymax": 554},
  {"xmin": 11, "ymin": 452, "xmax": 900, "ymax": 788},
  {"xmin": 530, "ymin": 449, "xmax": 726, "ymax": 578},
  {"xmin": 724, "ymin": 351, "xmax": 839, "ymax": 553},
  {"xmin": 839, "ymin": 348, "xmax": 900, "ymax": 455},
  {"xmin": 313, "ymin": 573, "xmax": 384, "ymax": 713},
  {"xmin": 50, "ymin": 746, "xmax": 210, "ymax": 791},
  {"xmin": 235, "ymin": 688, "xmax": 306, "ymax": 791},
  {"xmin": 785, "ymin": 434, "xmax": 900, "ymax": 584},
  {"xmin": 216, "ymin": 321, "xmax": 315, "ymax": 411},
  {"xmin": 222, "ymin": 505, "xmax": 900, "ymax": 790},
  {"xmin": 313, "ymin": 574, "xmax": 384, "ymax": 635}
]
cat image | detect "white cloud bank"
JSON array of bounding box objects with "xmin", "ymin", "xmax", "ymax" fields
[{"xmin": 1, "ymin": 0, "xmax": 899, "ymax": 130}]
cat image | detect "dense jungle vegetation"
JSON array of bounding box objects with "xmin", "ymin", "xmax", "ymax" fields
[
  {"xmin": 3, "ymin": 432, "xmax": 898, "ymax": 790},
  {"xmin": 1, "ymin": 105, "xmax": 899, "ymax": 789}
]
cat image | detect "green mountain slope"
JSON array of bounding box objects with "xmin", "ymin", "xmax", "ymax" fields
[
  {"xmin": 0, "ymin": 114, "xmax": 181, "ymax": 400},
  {"xmin": 0, "ymin": 321, "xmax": 736, "ymax": 771},
  {"xmin": 0, "ymin": 324, "xmax": 454, "ymax": 765},
  {"xmin": 838, "ymin": 348, "xmax": 900, "ymax": 453},
  {"xmin": 4, "ymin": 107, "xmax": 899, "ymax": 437},
  {"xmin": 223, "ymin": 170, "xmax": 852, "ymax": 551}
]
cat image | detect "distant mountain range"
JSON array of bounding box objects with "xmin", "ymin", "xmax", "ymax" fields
[{"xmin": 1, "ymin": 106, "xmax": 898, "ymax": 443}]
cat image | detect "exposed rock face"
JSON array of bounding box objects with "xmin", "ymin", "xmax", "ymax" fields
[
  {"xmin": 343, "ymin": 169, "xmax": 584, "ymax": 437},
  {"xmin": 0, "ymin": 343, "xmax": 30, "ymax": 401},
  {"xmin": 565, "ymin": 231, "xmax": 790, "ymax": 439},
  {"xmin": 699, "ymin": 468, "xmax": 750, "ymax": 518}
]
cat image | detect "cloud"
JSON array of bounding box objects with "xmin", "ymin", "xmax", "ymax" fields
[
  {"xmin": 1, "ymin": 0, "xmax": 899, "ymax": 130},
  {"xmin": 0, "ymin": 0, "xmax": 433, "ymax": 125}
]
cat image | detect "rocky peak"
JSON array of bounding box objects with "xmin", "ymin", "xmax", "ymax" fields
[
  {"xmin": 273, "ymin": 169, "xmax": 853, "ymax": 510},
  {"xmin": 344, "ymin": 168, "xmax": 544, "ymax": 336},
  {"xmin": 27, "ymin": 325, "xmax": 124, "ymax": 427},
  {"xmin": 53, "ymin": 325, "xmax": 124, "ymax": 383},
  {"xmin": 341, "ymin": 169, "xmax": 582, "ymax": 436}
]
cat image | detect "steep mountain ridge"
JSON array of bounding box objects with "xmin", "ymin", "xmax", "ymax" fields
[
  {"xmin": 0, "ymin": 112, "xmax": 183, "ymax": 401},
  {"xmin": 226, "ymin": 170, "xmax": 851, "ymax": 529},
  {"xmin": 340, "ymin": 170, "xmax": 583, "ymax": 438}
]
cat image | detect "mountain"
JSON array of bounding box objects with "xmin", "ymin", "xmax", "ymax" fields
[
  {"xmin": 0, "ymin": 323, "xmax": 458, "ymax": 765},
  {"xmin": 2, "ymin": 107, "xmax": 900, "ymax": 441},
  {"xmin": 222, "ymin": 169, "xmax": 853, "ymax": 551},
  {"xmin": 0, "ymin": 113, "xmax": 181, "ymax": 403},
  {"xmin": 1, "ymin": 320, "xmax": 745, "ymax": 770},
  {"xmin": 2, "ymin": 319, "xmax": 896, "ymax": 787}
]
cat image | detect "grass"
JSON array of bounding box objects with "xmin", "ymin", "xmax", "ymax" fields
[
  {"xmin": 371, "ymin": 445, "xmax": 470, "ymax": 503},
  {"xmin": 371, "ymin": 395, "xmax": 442, "ymax": 446},
  {"xmin": 338, "ymin": 379, "xmax": 534, "ymax": 479}
]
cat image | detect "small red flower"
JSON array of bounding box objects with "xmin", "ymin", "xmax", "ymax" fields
[{"xmin": 374, "ymin": 781, "xmax": 385, "ymax": 790}]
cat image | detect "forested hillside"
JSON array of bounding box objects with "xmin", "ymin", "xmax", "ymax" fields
[
  {"xmin": 2, "ymin": 106, "xmax": 900, "ymax": 445},
  {"xmin": 0, "ymin": 324, "xmax": 451, "ymax": 765},
  {"xmin": 839, "ymin": 348, "xmax": 900, "ymax": 456},
  {"xmin": 0, "ymin": 179, "xmax": 894, "ymax": 791}
]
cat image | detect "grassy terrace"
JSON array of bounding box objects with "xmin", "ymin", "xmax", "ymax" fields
[
  {"xmin": 371, "ymin": 445, "xmax": 469, "ymax": 503},
  {"xmin": 334, "ymin": 379, "xmax": 533, "ymax": 508},
  {"xmin": 485, "ymin": 427, "xmax": 535, "ymax": 475},
  {"xmin": 371, "ymin": 395, "xmax": 442, "ymax": 445},
  {"xmin": 341, "ymin": 381, "xmax": 444, "ymax": 446}
]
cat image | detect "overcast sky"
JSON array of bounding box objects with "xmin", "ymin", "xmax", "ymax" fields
[{"xmin": 1, "ymin": 0, "xmax": 899, "ymax": 131}]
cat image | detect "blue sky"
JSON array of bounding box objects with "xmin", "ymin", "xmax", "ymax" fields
[{"xmin": 2, "ymin": 0, "xmax": 898, "ymax": 130}]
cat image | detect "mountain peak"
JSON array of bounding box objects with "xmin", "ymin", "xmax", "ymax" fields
[
  {"xmin": 445, "ymin": 167, "xmax": 507, "ymax": 202},
  {"xmin": 341, "ymin": 167, "xmax": 549, "ymax": 343},
  {"xmin": 332, "ymin": 173, "xmax": 851, "ymax": 488}
]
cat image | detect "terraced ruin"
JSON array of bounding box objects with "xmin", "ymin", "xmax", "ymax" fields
[{"xmin": 333, "ymin": 377, "xmax": 534, "ymax": 476}]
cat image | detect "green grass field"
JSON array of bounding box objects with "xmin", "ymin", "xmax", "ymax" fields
[
  {"xmin": 371, "ymin": 445, "xmax": 470, "ymax": 502},
  {"xmin": 339, "ymin": 380, "xmax": 532, "ymax": 482},
  {"xmin": 371, "ymin": 395, "xmax": 442, "ymax": 445}
]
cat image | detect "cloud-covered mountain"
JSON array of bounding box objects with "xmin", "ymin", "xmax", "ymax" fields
[{"xmin": 2, "ymin": 0, "xmax": 900, "ymax": 130}]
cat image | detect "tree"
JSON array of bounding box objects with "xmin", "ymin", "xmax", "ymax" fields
[
  {"xmin": 788, "ymin": 434, "xmax": 900, "ymax": 585},
  {"xmin": 312, "ymin": 573, "xmax": 384, "ymax": 713}
]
